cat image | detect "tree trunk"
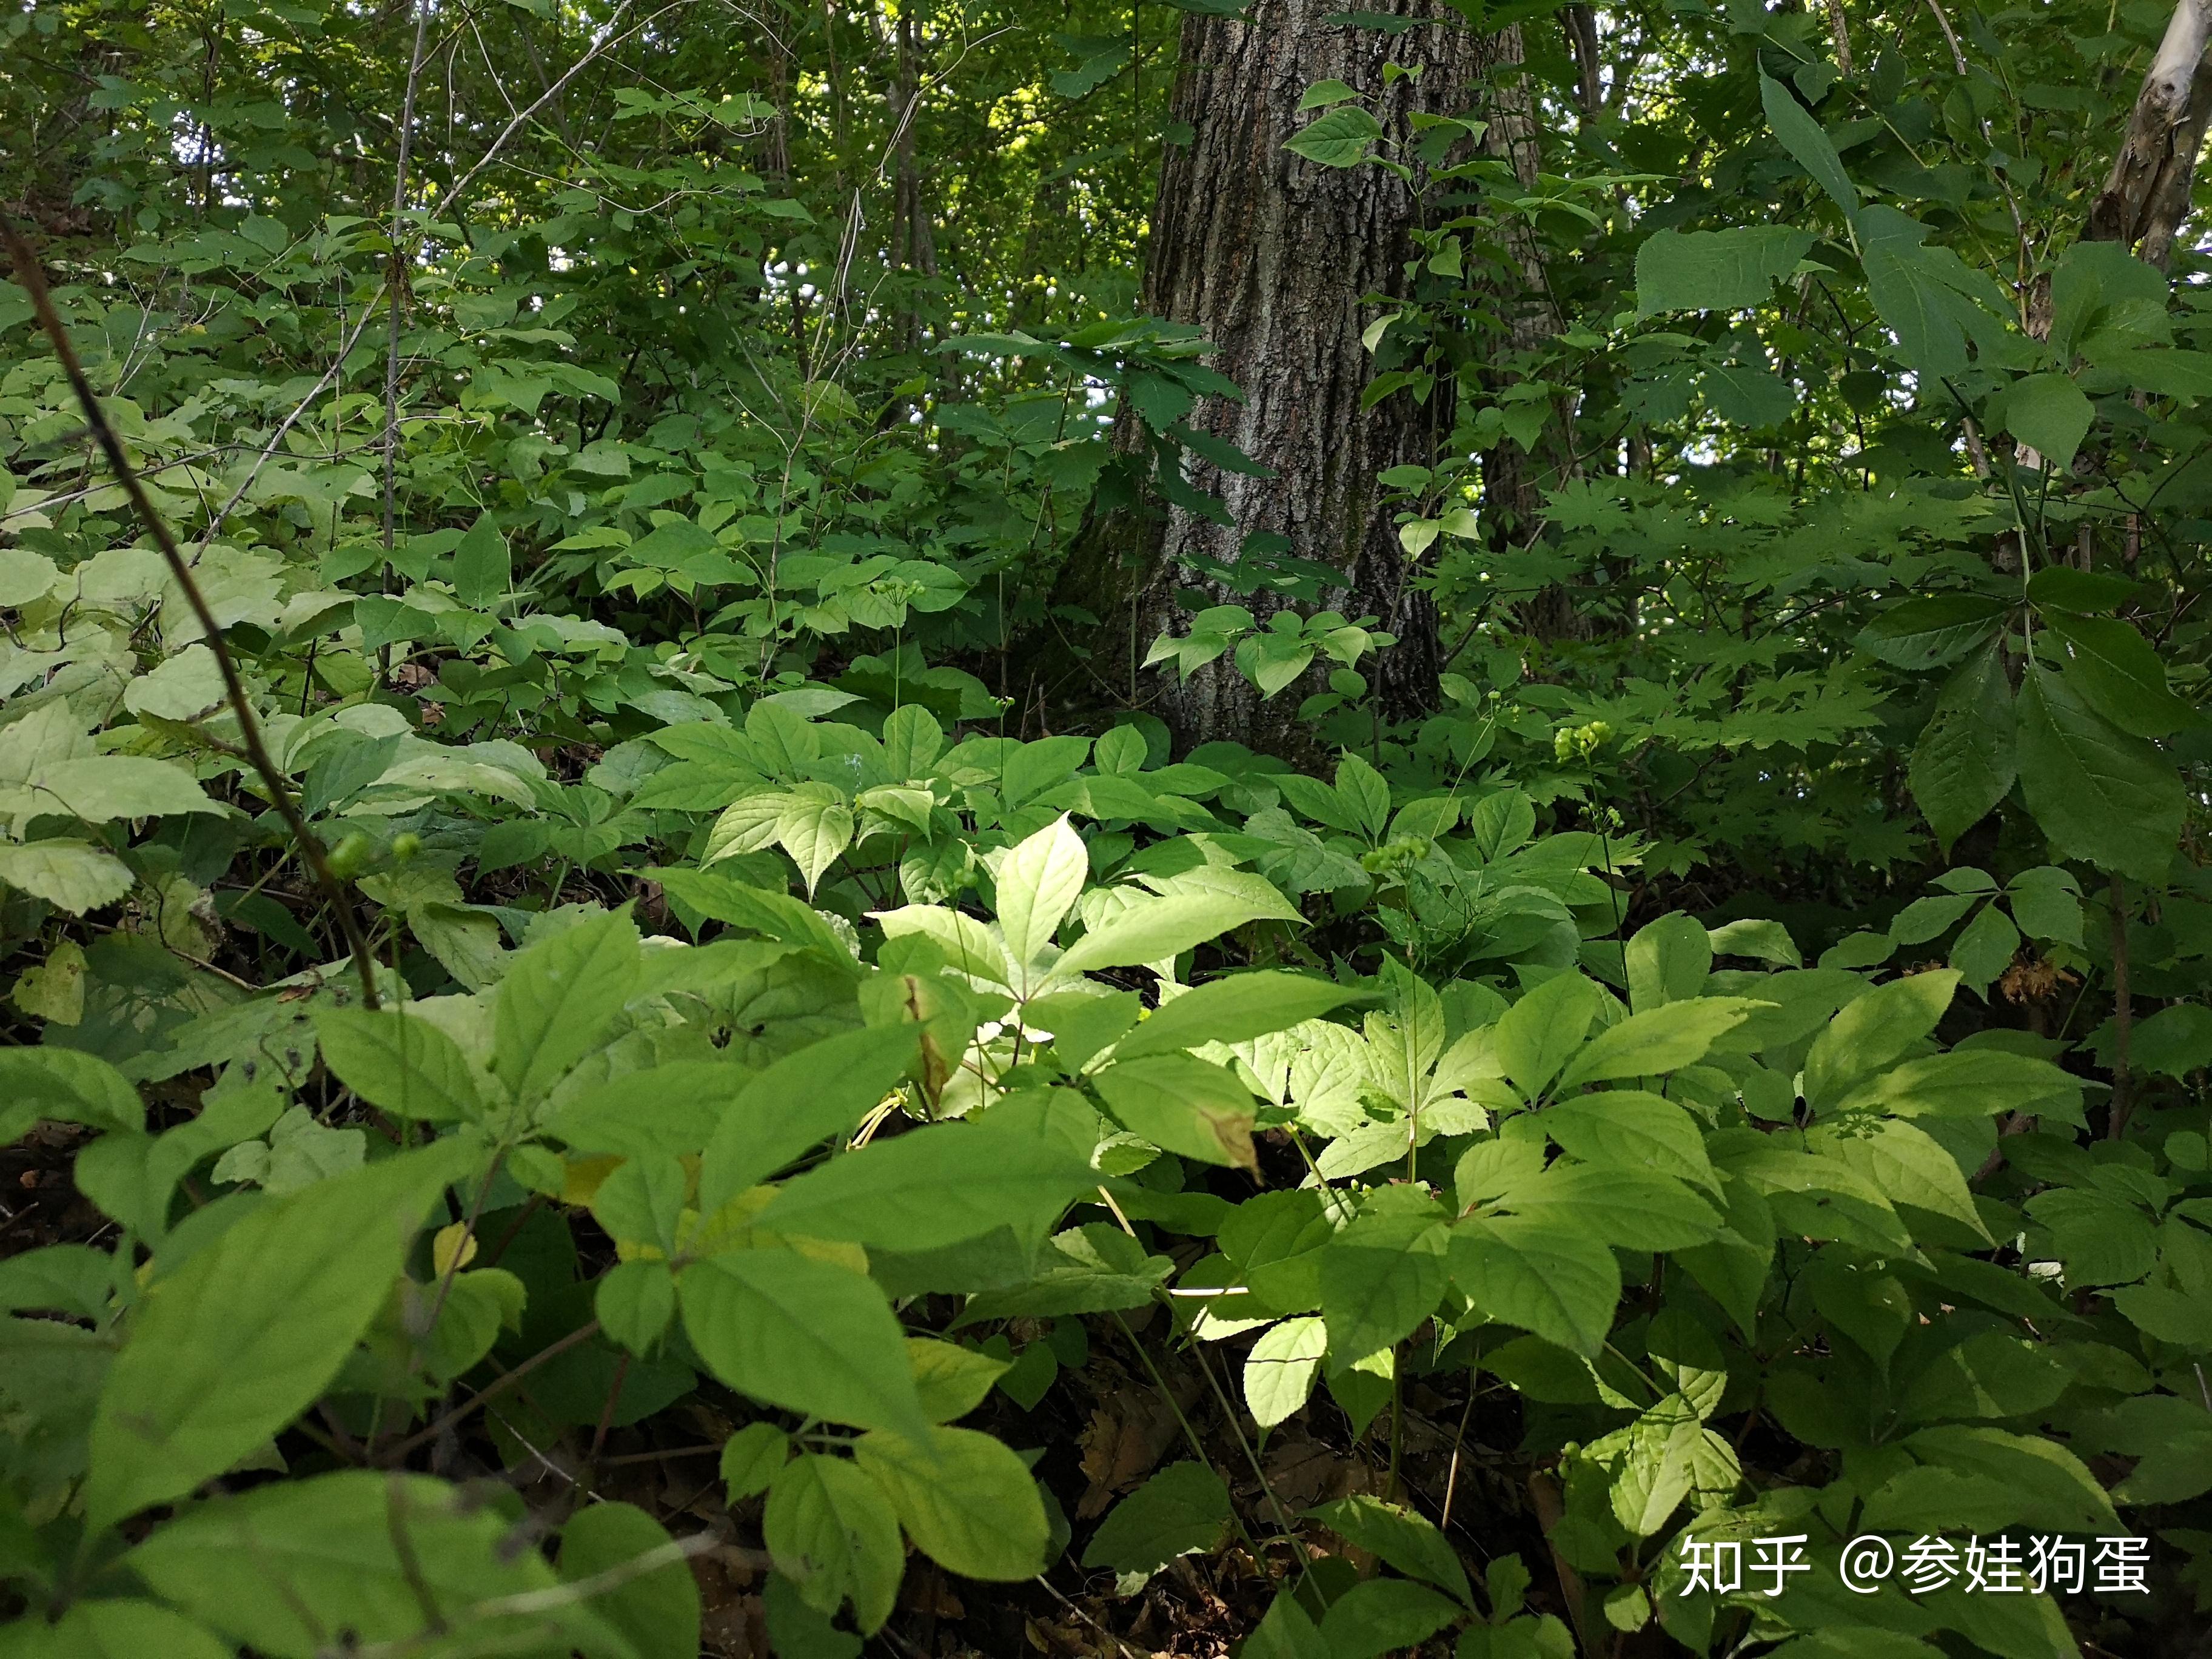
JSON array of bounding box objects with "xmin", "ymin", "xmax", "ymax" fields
[
  {"xmin": 2088, "ymin": 0, "xmax": 2212, "ymax": 269},
  {"xmin": 1055, "ymin": 0, "xmax": 1502, "ymax": 753}
]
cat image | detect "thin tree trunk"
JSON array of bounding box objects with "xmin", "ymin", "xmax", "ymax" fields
[
  {"xmin": 2088, "ymin": 0, "xmax": 2212, "ymax": 269},
  {"xmin": 893, "ymin": 8, "xmax": 937, "ymax": 351},
  {"xmin": 1056, "ymin": 0, "xmax": 1498, "ymax": 752}
]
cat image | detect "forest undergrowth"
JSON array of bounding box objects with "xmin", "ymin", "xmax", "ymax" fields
[{"xmin": 5, "ymin": 0, "xmax": 2212, "ymax": 1653}]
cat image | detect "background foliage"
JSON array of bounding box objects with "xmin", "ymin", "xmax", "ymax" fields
[{"xmin": 5, "ymin": 0, "xmax": 2212, "ymax": 1652}]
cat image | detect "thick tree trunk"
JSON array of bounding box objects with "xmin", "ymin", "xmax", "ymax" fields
[
  {"xmin": 1056, "ymin": 0, "xmax": 1501, "ymax": 753},
  {"xmin": 2088, "ymin": 0, "xmax": 2212, "ymax": 269}
]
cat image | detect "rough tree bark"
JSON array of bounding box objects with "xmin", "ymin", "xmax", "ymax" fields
[
  {"xmin": 1054, "ymin": 0, "xmax": 1506, "ymax": 753},
  {"xmin": 2088, "ymin": 0, "xmax": 2212, "ymax": 269}
]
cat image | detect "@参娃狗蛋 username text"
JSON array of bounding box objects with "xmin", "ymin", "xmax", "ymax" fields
[{"xmin": 1675, "ymin": 1532, "xmax": 2152, "ymax": 1597}]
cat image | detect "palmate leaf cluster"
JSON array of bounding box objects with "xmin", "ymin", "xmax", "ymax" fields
[{"xmin": 5, "ymin": 0, "xmax": 2212, "ymax": 1652}]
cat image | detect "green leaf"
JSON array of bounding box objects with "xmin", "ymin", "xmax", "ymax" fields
[
  {"xmin": 2016, "ymin": 661, "xmax": 2182, "ymax": 881},
  {"xmin": 1555, "ymin": 997, "xmax": 1763, "ymax": 1090},
  {"xmin": 1318, "ymin": 1577, "xmax": 1461, "ymax": 1659},
  {"xmin": 2024, "ymin": 566, "xmax": 2145, "ymax": 612},
  {"xmin": 1859, "ymin": 594, "xmax": 2008, "ymax": 669},
  {"xmin": 2002, "ymin": 372, "xmax": 2095, "ymax": 471},
  {"xmin": 1948, "ymin": 900, "xmax": 2019, "ymax": 997},
  {"xmin": 855, "ymin": 1425, "xmax": 1051, "ymax": 1581},
  {"xmin": 1675, "ymin": 1174, "xmax": 1778, "ymax": 1337},
  {"xmin": 1307, "ymin": 1495, "xmax": 1472, "ymax": 1604},
  {"xmin": 124, "ymin": 644, "xmax": 225, "ymax": 722},
  {"xmin": 1634, "ymin": 227, "xmax": 1814, "ymax": 315},
  {"xmin": 560, "ymin": 1501, "xmax": 702, "ymax": 1659},
  {"xmin": 0, "ymin": 1601, "xmax": 233, "ymax": 1659},
  {"xmin": 596, "ymin": 1259, "xmax": 677, "ymax": 1354},
  {"xmin": 123, "ymin": 1471, "xmax": 609, "ymax": 1659},
  {"xmin": 1335, "ymin": 752, "xmax": 1392, "ymax": 839},
  {"xmin": 1057, "ymin": 890, "xmax": 1298, "ymax": 976},
  {"xmin": 1625, "ymin": 913, "xmax": 1712, "ymax": 1010},
  {"xmin": 754, "ymin": 1098, "xmax": 1099, "ymax": 1249},
  {"xmin": 1, "ymin": 756, "xmax": 222, "ymax": 825},
  {"xmin": 1244, "ymin": 1315, "xmax": 1327, "ymax": 1427},
  {"xmin": 313, "ymin": 1006, "xmax": 482, "ymax": 1123},
  {"xmin": 85, "ymin": 1144, "xmax": 464, "ymax": 1532},
  {"xmin": 1245, "ymin": 1591, "xmax": 1330, "ymax": 1659},
  {"xmin": 695, "ymin": 1024, "xmax": 920, "ymax": 1214},
  {"xmin": 1493, "ymin": 972, "xmax": 1601, "ymax": 1101},
  {"xmin": 0, "ymin": 840, "xmax": 135, "ymax": 914},
  {"xmin": 777, "ymin": 789, "xmax": 856, "ymax": 897},
  {"xmin": 1114, "ymin": 971, "xmax": 1365, "ymax": 1059},
  {"xmin": 1317, "ymin": 1208, "xmax": 1448, "ymax": 1362},
  {"xmin": 1802, "ymin": 970, "xmax": 1958, "ymax": 1111},
  {"xmin": 1079, "ymin": 1460, "xmax": 1232, "ymax": 1574},
  {"xmin": 679, "ymin": 1247, "xmax": 931, "ymax": 1438},
  {"xmin": 1093, "ymin": 1053, "xmax": 1258, "ymax": 1168},
  {"xmin": 765, "ymin": 1452, "xmax": 905, "ymax": 1634},
  {"xmin": 1285, "ymin": 105, "xmax": 1382, "ymax": 168},
  {"xmin": 1759, "ymin": 72, "xmax": 1858, "ymax": 222},
  {"xmin": 1512, "ymin": 1164, "xmax": 1721, "ymax": 1252},
  {"xmin": 1812, "ymin": 1118, "xmax": 1989, "ymax": 1243},
  {"xmin": 550, "ymin": 1061, "xmax": 752, "ymax": 1161},
  {"xmin": 1701, "ymin": 362, "xmax": 1795, "ymax": 429},
  {"xmin": 490, "ymin": 906, "xmax": 642, "ymax": 1104},
  {"xmin": 1834, "ymin": 1049, "xmax": 2081, "ymax": 1121},
  {"xmin": 451, "ymin": 511, "xmax": 510, "ymax": 608},
  {"xmin": 907, "ymin": 1336, "xmax": 1008, "ymax": 1423},
  {"xmin": 994, "ymin": 813, "xmax": 1088, "ymax": 973},
  {"xmin": 1540, "ymin": 1090, "xmax": 1717, "ymax": 1190},
  {"xmin": 1297, "ymin": 78, "xmax": 1359, "ymax": 110},
  {"xmin": 2040, "ymin": 611, "xmax": 2197, "ymax": 737},
  {"xmin": 1900, "ymin": 1425, "xmax": 2120, "ymax": 1532},
  {"xmin": 1910, "ymin": 640, "xmax": 2017, "ymax": 849},
  {"xmin": 2128, "ymin": 1002, "xmax": 2212, "ymax": 1078},
  {"xmin": 721, "ymin": 1422, "xmax": 792, "ymax": 1500},
  {"xmin": 648, "ymin": 868, "xmax": 862, "ymax": 969},
  {"xmin": 1449, "ymin": 1213, "xmax": 1621, "ymax": 1358},
  {"xmin": 882, "ymin": 704, "xmax": 945, "ymax": 777},
  {"xmin": 0, "ymin": 1047, "xmax": 142, "ymax": 1141},
  {"xmin": 1859, "ymin": 206, "xmax": 2001, "ymax": 378},
  {"xmin": 953, "ymin": 1224, "xmax": 1173, "ymax": 1324}
]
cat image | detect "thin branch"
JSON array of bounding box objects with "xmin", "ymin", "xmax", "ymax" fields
[{"xmin": 378, "ymin": 1319, "xmax": 603, "ymax": 1464}]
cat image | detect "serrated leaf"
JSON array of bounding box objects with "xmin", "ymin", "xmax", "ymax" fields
[
  {"xmin": 1635, "ymin": 226, "xmax": 1814, "ymax": 315},
  {"xmin": 1079, "ymin": 1460, "xmax": 1232, "ymax": 1574},
  {"xmin": 490, "ymin": 907, "xmax": 642, "ymax": 1104},
  {"xmin": 1911, "ymin": 640, "xmax": 2017, "ymax": 849},
  {"xmin": 1093, "ymin": 1053, "xmax": 1258, "ymax": 1168},
  {"xmin": 2016, "ymin": 661, "xmax": 2182, "ymax": 880},
  {"xmin": 1555, "ymin": 997, "xmax": 1763, "ymax": 1089},
  {"xmin": 87, "ymin": 1145, "xmax": 465, "ymax": 1532},
  {"xmin": 1541, "ymin": 1090, "xmax": 1717, "ymax": 1190},
  {"xmin": 995, "ymin": 813, "xmax": 1088, "ymax": 973},
  {"xmin": 1244, "ymin": 1316, "xmax": 1327, "ymax": 1427},
  {"xmin": 1285, "ymin": 105, "xmax": 1382, "ymax": 167},
  {"xmin": 313, "ymin": 1006, "xmax": 483, "ymax": 1122},
  {"xmin": 855, "ymin": 1425, "xmax": 1050, "ymax": 1581},
  {"xmin": 679, "ymin": 1247, "xmax": 931, "ymax": 1439},
  {"xmin": 1115, "ymin": 971, "xmax": 1365, "ymax": 1059},
  {"xmin": 1058, "ymin": 890, "xmax": 1295, "ymax": 976},
  {"xmin": 1449, "ymin": 1213, "xmax": 1620, "ymax": 1358}
]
